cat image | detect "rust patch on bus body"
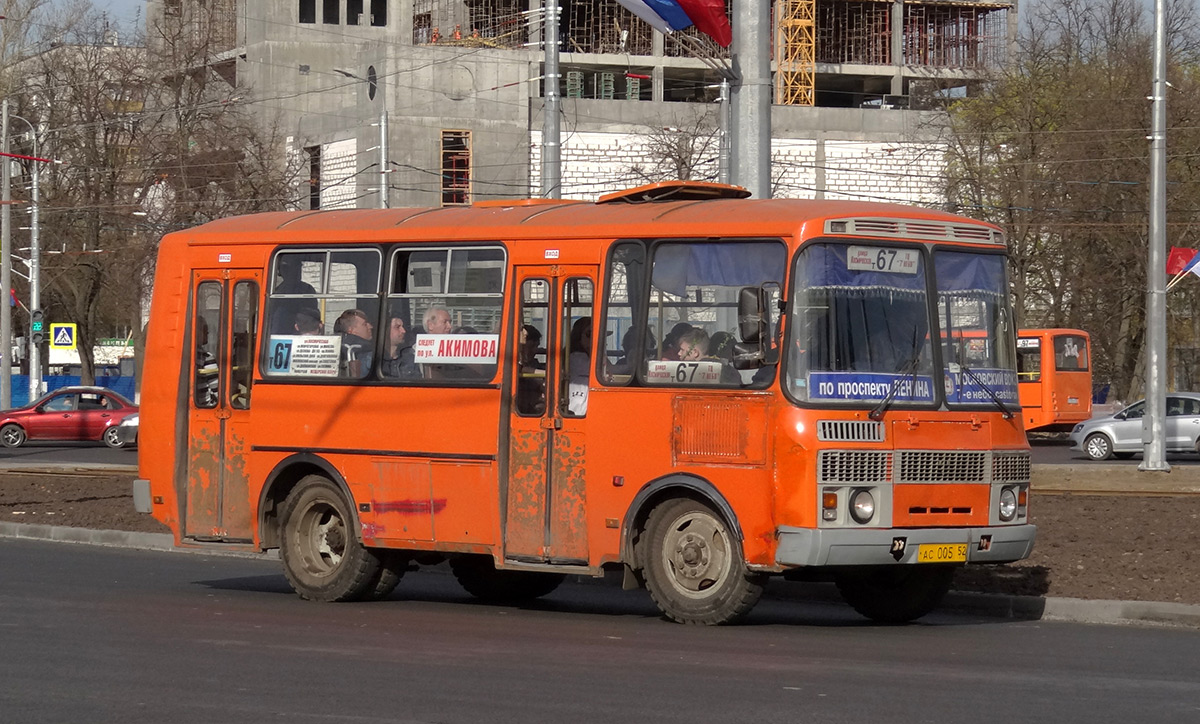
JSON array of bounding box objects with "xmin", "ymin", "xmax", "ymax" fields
[
  {"xmin": 549, "ymin": 432, "xmax": 588, "ymax": 561},
  {"xmin": 185, "ymin": 425, "xmax": 222, "ymax": 537},
  {"xmin": 221, "ymin": 428, "xmax": 253, "ymax": 540},
  {"xmin": 505, "ymin": 429, "xmax": 547, "ymax": 557}
]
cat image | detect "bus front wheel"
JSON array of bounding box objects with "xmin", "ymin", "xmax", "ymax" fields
[
  {"xmin": 279, "ymin": 475, "xmax": 383, "ymax": 602},
  {"xmin": 641, "ymin": 498, "xmax": 765, "ymax": 625},
  {"xmin": 835, "ymin": 565, "xmax": 956, "ymax": 623}
]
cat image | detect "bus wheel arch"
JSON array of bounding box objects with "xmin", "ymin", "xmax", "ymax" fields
[
  {"xmin": 622, "ymin": 476, "xmax": 765, "ymax": 625},
  {"xmin": 259, "ymin": 453, "xmax": 352, "ymax": 551}
]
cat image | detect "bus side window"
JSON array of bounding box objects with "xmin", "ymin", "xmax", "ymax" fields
[
  {"xmin": 194, "ymin": 281, "xmax": 223, "ymax": 408},
  {"xmin": 562, "ymin": 278, "xmax": 594, "ymax": 417}
]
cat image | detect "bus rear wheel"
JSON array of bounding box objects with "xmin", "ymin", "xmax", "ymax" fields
[
  {"xmin": 835, "ymin": 565, "xmax": 956, "ymax": 623},
  {"xmin": 641, "ymin": 498, "xmax": 765, "ymax": 625},
  {"xmin": 361, "ymin": 550, "xmax": 408, "ymax": 601},
  {"xmin": 450, "ymin": 556, "xmax": 565, "ymax": 602},
  {"xmin": 279, "ymin": 475, "xmax": 382, "ymax": 602}
]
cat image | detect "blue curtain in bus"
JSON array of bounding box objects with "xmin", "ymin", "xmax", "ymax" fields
[
  {"xmin": 796, "ymin": 244, "xmax": 927, "ymax": 293},
  {"xmin": 652, "ymin": 242, "xmax": 785, "ymax": 296},
  {"xmin": 934, "ymin": 252, "xmax": 1006, "ymax": 297}
]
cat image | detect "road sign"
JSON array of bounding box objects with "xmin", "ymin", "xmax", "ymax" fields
[{"xmin": 50, "ymin": 323, "xmax": 77, "ymax": 350}]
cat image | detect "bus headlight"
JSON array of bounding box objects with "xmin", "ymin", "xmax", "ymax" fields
[
  {"xmin": 998, "ymin": 487, "xmax": 1018, "ymax": 522},
  {"xmin": 848, "ymin": 488, "xmax": 875, "ymax": 524}
]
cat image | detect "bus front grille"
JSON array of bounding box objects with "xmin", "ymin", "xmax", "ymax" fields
[
  {"xmin": 817, "ymin": 420, "xmax": 885, "ymax": 442},
  {"xmin": 817, "ymin": 450, "xmax": 1030, "ymax": 486}
]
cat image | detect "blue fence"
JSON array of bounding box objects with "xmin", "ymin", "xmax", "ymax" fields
[{"xmin": 8, "ymin": 375, "xmax": 136, "ymax": 408}]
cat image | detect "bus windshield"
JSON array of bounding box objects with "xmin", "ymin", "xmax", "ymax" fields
[
  {"xmin": 935, "ymin": 250, "xmax": 1018, "ymax": 407},
  {"xmin": 787, "ymin": 242, "xmax": 935, "ymax": 404}
]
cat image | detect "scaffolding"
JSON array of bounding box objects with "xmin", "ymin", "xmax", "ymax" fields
[
  {"xmin": 813, "ymin": 1, "xmax": 1010, "ymax": 70},
  {"xmin": 775, "ymin": 0, "xmax": 816, "ymax": 106}
]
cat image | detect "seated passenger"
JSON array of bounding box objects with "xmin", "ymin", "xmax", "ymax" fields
[
  {"xmin": 334, "ymin": 309, "xmax": 374, "ymax": 378},
  {"xmin": 674, "ymin": 327, "xmax": 709, "ymax": 362},
  {"xmin": 294, "ymin": 309, "xmax": 323, "ymax": 335},
  {"xmin": 381, "ymin": 316, "xmax": 420, "ymax": 379},
  {"xmin": 567, "ymin": 317, "xmax": 593, "ymax": 415},
  {"xmin": 662, "ymin": 322, "xmax": 694, "ymax": 360},
  {"xmin": 423, "ymin": 307, "xmax": 453, "ymax": 335}
]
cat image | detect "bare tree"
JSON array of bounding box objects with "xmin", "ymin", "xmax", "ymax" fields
[
  {"xmin": 624, "ymin": 105, "xmax": 721, "ymax": 185},
  {"xmin": 942, "ymin": 0, "xmax": 1200, "ymax": 403}
]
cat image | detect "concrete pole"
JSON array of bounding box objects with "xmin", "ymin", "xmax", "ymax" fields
[
  {"xmin": 718, "ymin": 78, "xmax": 731, "ymax": 185},
  {"xmin": 379, "ymin": 109, "xmax": 389, "ymax": 208},
  {"xmin": 541, "ymin": 0, "xmax": 561, "ymax": 199},
  {"xmin": 27, "ymin": 123, "xmax": 40, "ymax": 401},
  {"xmin": 1141, "ymin": 0, "xmax": 1170, "ymax": 471},
  {"xmin": 2, "ymin": 100, "xmax": 12, "ymax": 409},
  {"xmin": 731, "ymin": 0, "xmax": 771, "ymax": 198}
]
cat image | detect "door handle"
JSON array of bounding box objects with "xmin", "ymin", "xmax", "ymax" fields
[{"xmin": 540, "ymin": 417, "xmax": 562, "ymax": 430}]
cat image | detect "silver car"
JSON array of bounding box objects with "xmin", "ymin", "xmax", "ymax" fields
[
  {"xmin": 1069, "ymin": 392, "xmax": 1200, "ymax": 460},
  {"xmin": 112, "ymin": 413, "xmax": 139, "ymax": 448}
]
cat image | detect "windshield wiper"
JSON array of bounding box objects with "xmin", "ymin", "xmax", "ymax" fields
[
  {"xmin": 869, "ymin": 332, "xmax": 923, "ymax": 421},
  {"xmin": 956, "ymin": 363, "xmax": 1015, "ymax": 419}
]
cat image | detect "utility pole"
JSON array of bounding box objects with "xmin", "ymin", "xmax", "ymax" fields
[
  {"xmin": 379, "ymin": 108, "xmax": 389, "ymax": 208},
  {"xmin": 2, "ymin": 100, "xmax": 11, "ymax": 409},
  {"xmin": 1142, "ymin": 0, "xmax": 1170, "ymax": 471},
  {"xmin": 541, "ymin": 0, "xmax": 561, "ymax": 199},
  {"xmin": 718, "ymin": 77, "xmax": 731, "ymax": 184},
  {"xmin": 731, "ymin": 0, "xmax": 771, "ymax": 198}
]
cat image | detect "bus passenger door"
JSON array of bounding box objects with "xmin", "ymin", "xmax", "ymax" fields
[
  {"xmin": 506, "ymin": 266, "xmax": 596, "ymax": 565},
  {"xmin": 185, "ymin": 270, "xmax": 261, "ymax": 543}
]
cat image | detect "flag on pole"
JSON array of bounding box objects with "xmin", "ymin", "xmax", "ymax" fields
[
  {"xmin": 675, "ymin": 0, "xmax": 732, "ymax": 46},
  {"xmin": 614, "ymin": 0, "xmax": 675, "ymax": 34},
  {"xmin": 1166, "ymin": 246, "xmax": 1199, "ymax": 275},
  {"xmin": 643, "ymin": 0, "xmax": 694, "ymax": 30},
  {"xmin": 1167, "ymin": 249, "xmax": 1200, "ymax": 291}
]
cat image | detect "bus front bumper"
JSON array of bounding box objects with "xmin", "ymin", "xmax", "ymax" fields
[{"xmin": 775, "ymin": 524, "xmax": 1036, "ymax": 567}]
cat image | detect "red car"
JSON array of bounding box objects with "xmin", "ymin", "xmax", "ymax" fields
[{"xmin": 0, "ymin": 386, "xmax": 138, "ymax": 449}]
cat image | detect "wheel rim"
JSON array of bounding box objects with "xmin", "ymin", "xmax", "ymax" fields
[
  {"xmin": 295, "ymin": 500, "xmax": 348, "ymax": 577},
  {"xmin": 2, "ymin": 426, "xmax": 22, "ymax": 446},
  {"xmin": 1086, "ymin": 435, "xmax": 1109, "ymax": 459},
  {"xmin": 104, "ymin": 428, "xmax": 120, "ymax": 445},
  {"xmin": 659, "ymin": 510, "xmax": 733, "ymax": 598}
]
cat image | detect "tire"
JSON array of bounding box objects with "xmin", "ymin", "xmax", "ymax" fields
[
  {"xmin": 1, "ymin": 423, "xmax": 26, "ymax": 448},
  {"xmin": 1084, "ymin": 432, "xmax": 1114, "ymax": 461},
  {"xmin": 640, "ymin": 497, "xmax": 765, "ymax": 625},
  {"xmin": 278, "ymin": 474, "xmax": 382, "ymax": 602},
  {"xmin": 450, "ymin": 556, "xmax": 565, "ymax": 602},
  {"xmin": 102, "ymin": 426, "xmax": 126, "ymax": 449},
  {"xmin": 361, "ymin": 550, "xmax": 408, "ymax": 601},
  {"xmin": 835, "ymin": 565, "xmax": 956, "ymax": 623}
]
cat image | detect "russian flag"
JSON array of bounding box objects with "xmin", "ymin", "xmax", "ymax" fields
[{"xmin": 616, "ymin": 0, "xmax": 733, "ymax": 47}]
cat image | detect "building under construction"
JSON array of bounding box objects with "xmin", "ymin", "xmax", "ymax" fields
[{"xmin": 149, "ymin": 1, "xmax": 1015, "ymax": 206}]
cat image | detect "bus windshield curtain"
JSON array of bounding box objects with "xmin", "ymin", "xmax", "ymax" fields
[{"xmin": 651, "ymin": 242, "xmax": 784, "ymax": 296}]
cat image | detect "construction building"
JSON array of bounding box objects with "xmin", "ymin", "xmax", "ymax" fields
[{"xmin": 147, "ymin": 1, "xmax": 1016, "ymax": 208}]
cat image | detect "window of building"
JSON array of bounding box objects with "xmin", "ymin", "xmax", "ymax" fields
[
  {"xmin": 262, "ymin": 250, "xmax": 383, "ymax": 380},
  {"xmin": 413, "ymin": 12, "xmax": 431, "ymax": 43},
  {"xmin": 387, "ymin": 246, "xmax": 506, "ymax": 383},
  {"xmin": 347, "ymin": 0, "xmax": 363, "ymax": 25},
  {"xmin": 440, "ymin": 130, "xmax": 471, "ymax": 206},
  {"xmin": 370, "ymin": 0, "xmax": 387, "ymax": 26},
  {"xmin": 305, "ymin": 145, "xmax": 320, "ymax": 210},
  {"xmin": 324, "ymin": 0, "xmax": 339, "ymax": 24},
  {"xmin": 299, "ymin": 0, "xmax": 316, "ymax": 23}
]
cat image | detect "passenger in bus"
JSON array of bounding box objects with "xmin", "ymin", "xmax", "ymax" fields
[
  {"xmin": 195, "ymin": 316, "xmax": 219, "ymax": 406},
  {"xmin": 567, "ymin": 317, "xmax": 592, "ymax": 415},
  {"xmin": 381, "ymin": 316, "xmax": 420, "ymax": 379},
  {"xmin": 675, "ymin": 328, "xmax": 708, "ymax": 361},
  {"xmin": 334, "ymin": 309, "xmax": 374, "ymax": 378},
  {"xmin": 661, "ymin": 322, "xmax": 694, "ymax": 360},
  {"xmin": 269, "ymin": 256, "xmax": 319, "ymax": 336},
  {"xmin": 707, "ymin": 331, "xmax": 743, "ymax": 384},
  {"xmin": 294, "ymin": 308, "xmax": 323, "ymax": 335},
  {"xmin": 423, "ymin": 306, "xmax": 453, "ymax": 335},
  {"xmin": 517, "ymin": 325, "xmax": 546, "ymax": 414},
  {"xmin": 608, "ymin": 326, "xmax": 655, "ymax": 377}
]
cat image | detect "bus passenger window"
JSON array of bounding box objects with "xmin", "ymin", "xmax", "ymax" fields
[
  {"xmin": 194, "ymin": 281, "xmax": 222, "ymax": 408},
  {"xmin": 600, "ymin": 241, "xmax": 647, "ymax": 385},
  {"xmin": 562, "ymin": 277, "xmax": 594, "ymax": 417},
  {"xmin": 516, "ymin": 279, "xmax": 549, "ymax": 415}
]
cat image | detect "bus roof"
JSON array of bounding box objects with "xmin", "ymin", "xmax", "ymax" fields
[{"xmin": 168, "ymin": 191, "xmax": 1003, "ymax": 247}]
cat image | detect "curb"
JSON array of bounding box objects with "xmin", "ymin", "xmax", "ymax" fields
[{"xmin": 3, "ymin": 521, "xmax": 1199, "ymax": 628}]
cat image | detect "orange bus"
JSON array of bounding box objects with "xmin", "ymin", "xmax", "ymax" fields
[
  {"xmin": 1016, "ymin": 329, "xmax": 1092, "ymax": 433},
  {"xmin": 134, "ymin": 181, "xmax": 1034, "ymax": 624}
]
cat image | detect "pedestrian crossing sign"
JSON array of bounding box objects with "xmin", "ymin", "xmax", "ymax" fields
[{"xmin": 50, "ymin": 323, "xmax": 77, "ymax": 350}]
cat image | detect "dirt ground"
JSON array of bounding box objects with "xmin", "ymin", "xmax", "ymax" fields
[{"xmin": 2, "ymin": 471, "xmax": 1198, "ymax": 605}]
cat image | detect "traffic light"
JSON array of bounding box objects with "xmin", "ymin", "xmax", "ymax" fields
[{"xmin": 30, "ymin": 309, "xmax": 44, "ymax": 346}]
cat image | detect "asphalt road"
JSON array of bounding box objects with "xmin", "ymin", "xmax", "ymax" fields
[{"xmin": 3, "ymin": 539, "xmax": 1199, "ymax": 724}]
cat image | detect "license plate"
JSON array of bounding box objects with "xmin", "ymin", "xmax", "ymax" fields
[{"xmin": 916, "ymin": 543, "xmax": 968, "ymax": 563}]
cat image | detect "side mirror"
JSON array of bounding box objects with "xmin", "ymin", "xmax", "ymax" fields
[
  {"xmin": 738, "ymin": 286, "xmax": 768, "ymax": 344},
  {"xmin": 1114, "ymin": 410, "xmax": 1127, "ymax": 420}
]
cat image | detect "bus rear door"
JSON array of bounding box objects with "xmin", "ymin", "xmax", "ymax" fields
[
  {"xmin": 505, "ymin": 265, "xmax": 596, "ymax": 566},
  {"xmin": 185, "ymin": 269, "xmax": 261, "ymax": 543}
]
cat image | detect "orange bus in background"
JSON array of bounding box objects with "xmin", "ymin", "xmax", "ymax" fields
[
  {"xmin": 134, "ymin": 181, "xmax": 1035, "ymax": 625},
  {"xmin": 1016, "ymin": 329, "xmax": 1092, "ymax": 433}
]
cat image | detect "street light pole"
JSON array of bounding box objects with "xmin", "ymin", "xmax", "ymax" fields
[
  {"xmin": 2, "ymin": 100, "xmax": 11, "ymax": 409},
  {"xmin": 6, "ymin": 113, "xmax": 41, "ymax": 401},
  {"xmin": 1142, "ymin": 0, "xmax": 1170, "ymax": 471},
  {"xmin": 541, "ymin": 0, "xmax": 561, "ymax": 199}
]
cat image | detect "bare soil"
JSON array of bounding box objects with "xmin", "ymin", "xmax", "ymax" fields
[{"xmin": 2, "ymin": 472, "xmax": 1198, "ymax": 605}]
